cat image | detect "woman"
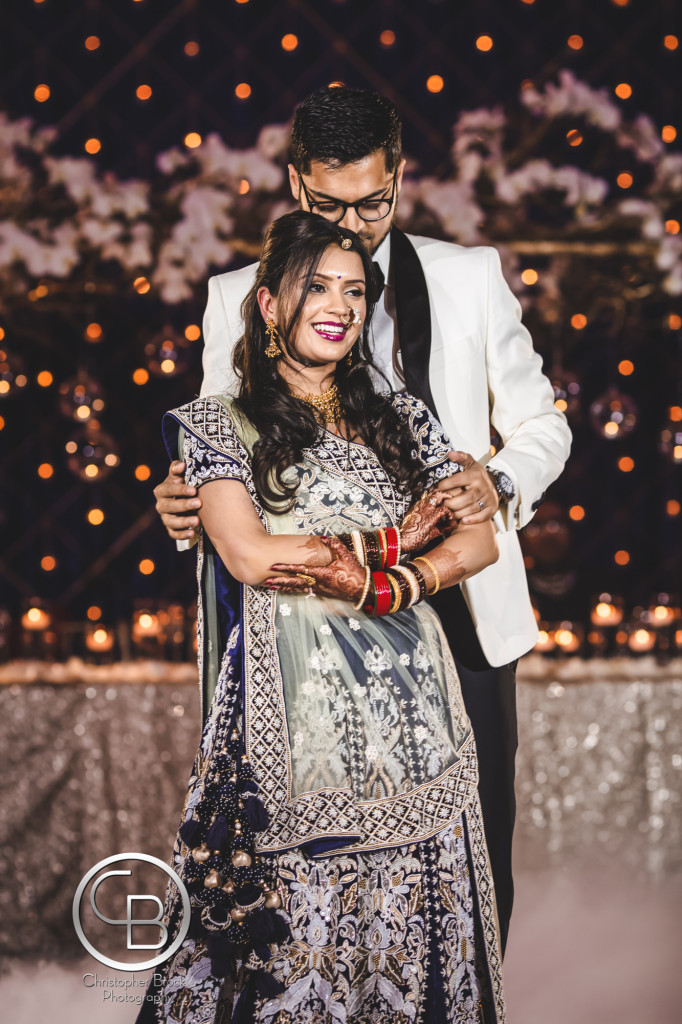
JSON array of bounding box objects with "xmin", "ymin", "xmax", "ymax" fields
[{"xmin": 140, "ymin": 212, "xmax": 505, "ymax": 1024}]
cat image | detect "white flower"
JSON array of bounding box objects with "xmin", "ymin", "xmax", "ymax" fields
[
  {"xmin": 301, "ymin": 681, "xmax": 316, "ymax": 695},
  {"xmin": 414, "ymin": 726, "xmax": 429, "ymax": 742},
  {"xmin": 319, "ymin": 624, "xmax": 332, "ymax": 635},
  {"xmin": 294, "ymin": 732, "xmax": 304, "ymax": 748},
  {"xmin": 348, "ymin": 618, "xmax": 361, "ymax": 631},
  {"xmin": 399, "ymin": 653, "xmax": 411, "ymax": 666},
  {"xmin": 366, "ymin": 745, "xmax": 378, "ymax": 761},
  {"xmin": 279, "ymin": 603, "xmax": 291, "ymax": 616}
]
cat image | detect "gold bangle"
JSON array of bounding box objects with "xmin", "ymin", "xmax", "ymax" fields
[
  {"xmin": 413, "ymin": 555, "xmax": 440, "ymax": 595},
  {"xmin": 353, "ymin": 565, "xmax": 372, "ymax": 611},
  {"xmin": 388, "ymin": 574, "xmax": 402, "ymax": 614}
]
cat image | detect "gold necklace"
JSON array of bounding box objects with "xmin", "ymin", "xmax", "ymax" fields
[{"xmin": 297, "ymin": 381, "xmax": 344, "ymax": 424}]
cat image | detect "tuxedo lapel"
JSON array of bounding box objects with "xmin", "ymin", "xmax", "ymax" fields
[{"xmin": 390, "ymin": 226, "xmax": 439, "ymax": 419}]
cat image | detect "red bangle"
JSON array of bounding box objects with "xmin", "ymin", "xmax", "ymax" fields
[
  {"xmin": 372, "ymin": 571, "xmax": 392, "ymax": 617},
  {"xmin": 384, "ymin": 527, "xmax": 399, "ymax": 567}
]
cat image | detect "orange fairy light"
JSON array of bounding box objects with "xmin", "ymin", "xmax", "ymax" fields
[
  {"xmin": 569, "ymin": 505, "xmax": 585, "ymax": 521},
  {"xmin": 670, "ymin": 406, "xmax": 682, "ymax": 421},
  {"xmin": 380, "ymin": 30, "xmax": 396, "ymax": 46},
  {"xmin": 133, "ymin": 368, "xmax": 149, "ymax": 385},
  {"xmin": 476, "ymin": 35, "xmax": 493, "ymax": 52},
  {"xmin": 618, "ymin": 456, "xmax": 634, "ymax": 472},
  {"xmin": 426, "ymin": 75, "xmax": 444, "ymax": 93},
  {"xmin": 617, "ymin": 172, "xmax": 633, "ymax": 188},
  {"xmin": 566, "ymin": 129, "xmax": 583, "ymax": 146},
  {"xmin": 614, "ymin": 83, "xmax": 632, "ymax": 99},
  {"xmin": 136, "ymin": 84, "xmax": 152, "ymax": 101},
  {"xmin": 667, "ymin": 500, "xmax": 680, "ymax": 516},
  {"xmin": 41, "ymin": 556, "xmax": 56, "ymax": 571},
  {"xmin": 571, "ymin": 314, "xmax": 587, "ymax": 329},
  {"xmin": 235, "ymin": 83, "xmax": 252, "ymax": 99},
  {"xmin": 662, "ymin": 125, "xmax": 677, "ymax": 143},
  {"xmin": 618, "ymin": 360, "xmax": 634, "ymax": 375},
  {"xmin": 669, "ymin": 314, "xmax": 682, "ymax": 330},
  {"xmin": 135, "ymin": 465, "xmax": 151, "ymax": 481},
  {"xmin": 87, "ymin": 605, "xmax": 102, "ymax": 621},
  {"xmin": 85, "ymin": 322, "xmax": 102, "ymax": 341},
  {"xmin": 87, "ymin": 508, "xmax": 105, "ymax": 525},
  {"xmin": 184, "ymin": 41, "xmax": 200, "ymax": 56},
  {"xmin": 521, "ymin": 269, "xmax": 538, "ymax": 285},
  {"xmin": 139, "ymin": 559, "xmax": 155, "ymax": 575},
  {"xmin": 567, "ymin": 35, "xmax": 583, "ymax": 50},
  {"xmin": 185, "ymin": 324, "xmax": 201, "ymax": 341},
  {"xmin": 666, "ymin": 220, "xmax": 680, "ymax": 234},
  {"xmin": 134, "ymin": 276, "xmax": 150, "ymax": 294},
  {"xmin": 37, "ymin": 370, "xmax": 53, "ymax": 387},
  {"xmin": 85, "ymin": 138, "xmax": 101, "ymax": 154},
  {"xmin": 34, "ymin": 84, "xmax": 50, "ymax": 102},
  {"xmin": 85, "ymin": 35, "xmax": 100, "ymax": 50},
  {"xmin": 663, "ymin": 35, "xmax": 678, "ymax": 50},
  {"xmin": 38, "ymin": 463, "xmax": 54, "ymax": 479},
  {"xmin": 239, "ymin": 179, "xmax": 250, "ymax": 195},
  {"xmin": 184, "ymin": 132, "xmax": 202, "ymax": 148},
  {"xmin": 281, "ymin": 34, "xmax": 298, "ymax": 51},
  {"xmin": 614, "ymin": 550, "xmax": 630, "ymax": 566}
]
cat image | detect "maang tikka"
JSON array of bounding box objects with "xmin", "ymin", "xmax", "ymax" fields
[{"xmin": 265, "ymin": 318, "xmax": 280, "ymax": 358}]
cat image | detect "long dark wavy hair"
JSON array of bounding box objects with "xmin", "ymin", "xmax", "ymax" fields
[{"xmin": 232, "ymin": 211, "xmax": 429, "ymax": 513}]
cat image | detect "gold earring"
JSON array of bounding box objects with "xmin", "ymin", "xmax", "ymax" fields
[
  {"xmin": 265, "ymin": 318, "xmax": 280, "ymax": 358},
  {"xmin": 346, "ymin": 349, "xmax": 353, "ymax": 366}
]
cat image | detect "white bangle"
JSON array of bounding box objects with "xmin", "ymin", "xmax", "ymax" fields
[{"xmin": 353, "ymin": 565, "xmax": 372, "ymax": 611}]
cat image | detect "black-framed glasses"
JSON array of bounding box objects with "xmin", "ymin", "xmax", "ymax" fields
[{"xmin": 298, "ymin": 171, "xmax": 398, "ymax": 223}]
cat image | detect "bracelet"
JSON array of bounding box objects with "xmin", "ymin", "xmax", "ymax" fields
[
  {"xmin": 367, "ymin": 571, "xmax": 392, "ymax": 617},
  {"xmin": 350, "ymin": 531, "xmax": 365, "ymax": 566},
  {"xmin": 386, "ymin": 567, "xmax": 411, "ymax": 610},
  {"xmin": 385, "ymin": 526, "xmax": 401, "ymax": 567},
  {"xmin": 412, "ymin": 555, "xmax": 440, "ymax": 595},
  {"xmin": 405, "ymin": 561, "xmax": 428, "ymax": 603},
  {"xmin": 388, "ymin": 573, "xmax": 402, "ymax": 614},
  {"xmin": 353, "ymin": 565, "xmax": 372, "ymax": 611},
  {"xmin": 392, "ymin": 564, "xmax": 421, "ymax": 608}
]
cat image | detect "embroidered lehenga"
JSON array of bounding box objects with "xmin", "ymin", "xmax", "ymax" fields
[{"xmin": 140, "ymin": 393, "xmax": 506, "ymax": 1024}]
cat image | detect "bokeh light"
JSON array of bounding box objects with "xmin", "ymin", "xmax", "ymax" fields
[
  {"xmin": 614, "ymin": 550, "xmax": 630, "ymax": 566},
  {"xmin": 235, "ymin": 83, "xmax": 252, "ymax": 99},
  {"xmin": 571, "ymin": 314, "xmax": 587, "ymax": 329},
  {"xmin": 614, "ymin": 82, "xmax": 632, "ymax": 99},
  {"xmin": 281, "ymin": 33, "xmax": 298, "ymax": 51},
  {"xmin": 185, "ymin": 324, "xmax": 201, "ymax": 341},
  {"xmin": 34, "ymin": 84, "xmax": 50, "ymax": 102},
  {"xmin": 184, "ymin": 41, "xmax": 200, "ymax": 56},
  {"xmin": 184, "ymin": 132, "xmax": 202, "ymax": 149},
  {"xmin": 85, "ymin": 137, "xmax": 101, "ymax": 154},
  {"xmin": 662, "ymin": 125, "xmax": 677, "ymax": 143},
  {"xmin": 426, "ymin": 75, "xmax": 444, "ymax": 93},
  {"xmin": 618, "ymin": 359, "xmax": 634, "ymax": 375},
  {"xmin": 617, "ymin": 172, "xmax": 633, "ymax": 188},
  {"xmin": 37, "ymin": 371, "xmax": 53, "ymax": 387},
  {"xmin": 139, "ymin": 559, "xmax": 155, "ymax": 575},
  {"xmin": 136, "ymin": 84, "xmax": 152, "ymax": 100},
  {"xmin": 87, "ymin": 508, "xmax": 105, "ymax": 525},
  {"xmin": 85, "ymin": 35, "xmax": 100, "ymax": 50},
  {"xmin": 567, "ymin": 35, "xmax": 583, "ymax": 50},
  {"xmin": 380, "ymin": 30, "xmax": 396, "ymax": 46},
  {"xmin": 521, "ymin": 268, "xmax": 538, "ymax": 285},
  {"xmin": 476, "ymin": 35, "xmax": 493, "ymax": 52}
]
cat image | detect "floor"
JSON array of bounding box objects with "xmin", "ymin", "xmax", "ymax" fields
[{"xmin": 3, "ymin": 866, "xmax": 681, "ymax": 1024}]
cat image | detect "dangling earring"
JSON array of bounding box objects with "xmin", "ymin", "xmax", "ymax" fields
[
  {"xmin": 265, "ymin": 318, "xmax": 280, "ymax": 358},
  {"xmin": 346, "ymin": 349, "xmax": 353, "ymax": 366}
]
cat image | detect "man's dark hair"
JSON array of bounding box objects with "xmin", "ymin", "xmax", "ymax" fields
[{"xmin": 290, "ymin": 86, "xmax": 402, "ymax": 175}]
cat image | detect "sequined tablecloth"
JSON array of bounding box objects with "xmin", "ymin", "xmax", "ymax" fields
[{"xmin": 0, "ymin": 655, "xmax": 680, "ymax": 962}]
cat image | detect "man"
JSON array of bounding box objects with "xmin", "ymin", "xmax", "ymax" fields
[{"xmin": 154, "ymin": 86, "xmax": 571, "ymax": 954}]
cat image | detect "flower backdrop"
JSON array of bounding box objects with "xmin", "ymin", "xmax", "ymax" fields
[{"xmin": 1, "ymin": 69, "xmax": 680, "ymax": 660}]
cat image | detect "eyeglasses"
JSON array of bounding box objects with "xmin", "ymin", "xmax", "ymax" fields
[{"xmin": 298, "ymin": 171, "xmax": 398, "ymax": 223}]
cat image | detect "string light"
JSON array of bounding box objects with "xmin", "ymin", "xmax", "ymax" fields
[
  {"xmin": 569, "ymin": 505, "xmax": 585, "ymax": 521},
  {"xmin": 0, "ymin": 416, "xmax": 5, "ymax": 431},
  {"xmin": 618, "ymin": 359, "xmax": 634, "ymax": 375},
  {"xmin": 41, "ymin": 556, "xmax": 56, "ymax": 571},
  {"xmin": 139, "ymin": 559, "xmax": 155, "ymax": 575},
  {"xmin": 662, "ymin": 125, "xmax": 677, "ymax": 143},
  {"xmin": 184, "ymin": 41, "xmax": 200, "ymax": 56},
  {"xmin": 476, "ymin": 35, "xmax": 493, "ymax": 52},
  {"xmin": 521, "ymin": 268, "xmax": 538, "ymax": 285},
  {"xmin": 133, "ymin": 276, "xmax": 150, "ymax": 293},
  {"xmin": 184, "ymin": 132, "xmax": 202, "ymax": 148},
  {"xmin": 87, "ymin": 606, "xmax": 102, "ymax": 620},
  {"xmin": 185, "ymin": 324, "xmax": 201, "ymax": 341},
  {"xmin": 136, "ymin": 84, "xmax": 152, "ymax": 100},
  {"xmin": 85, "ymin": 322, "xmax": 102, "ymax": 341},
  {"xmin": 617, "ymin": 172, "xmax": 633, "ymax": 188},
  {"xmin": 380, "ymin": 30, "xmax": 396, "ymax": 46},
  {"xmin": 567, "ymin": 35, "xmax": 583, "ymax": 50},
  {"xmin": 615, "ymin": 83, "xmax": 632, "ymax": 99},
  {"xmin": 669, "ymin": 314, "xmax": 682, "ymax": 330},
  {"xmin": 426, "ymin": 75, "xmax": 444, "ymax": 93},
  {"xmin": 37, "ymin": 370, "xmax": 53, "ymax": 387},
  {"xmin": 133, "ymin": 368, "xmax": 149, "ymax": 384},
  {"xmin": 614, "ymin": 550, "xmax": 630, "ymax": 565},
  {"xmin": 328, "ymin": 82, "xmax": 344, "ymax": 88},
  {"xmin": 85, "ymin": 138, "xmax": 101, "ymax": 154},
  {"xmin": 571, "ymin": 314, "xmax": 587, "ymax": 329},
  {"xmin": 85, "ymin": 35, "xmax": 100, "ymax": 50},
  {"xmin": 667, "ymin": 500, "xmax": 680, "ymax": 517},
  {"xmin": 235, "ymin": 83, "xmax": 251, "ymax": 99},
  {"xmin": 135, "ymin": 464, "xmax": 151, "ymax": 481},
  {"xmin": 671, "ymin": 406, "xmax": 682, "ymax": 421},
  {"xmin": 239, "ymin": 179, "xmax": 250, "ymax": 194},
  {"xmin": 87, "ymin": 508, "xmax": 105, "ymax": 525},
  {"xmin": 34, "ymin": 84, "xmax": 50, "ymax": 102},
  {"xmin": 281, "ymin": 33, "xmax": 298, "ymax": 51},
  {"xmin": 38, "ymin": 463, "xmax": 54, "ymax": 479},
  {"xmin": 566, "ymin": 129, "xmax": 583, "ymax": 146},
  {"xmin": 618, "ymin": 456, "xmax": 634, "ymax": 472},
  {"xmin": 663, "ymin": 35, "xmax": 678, "ymax": 50}
]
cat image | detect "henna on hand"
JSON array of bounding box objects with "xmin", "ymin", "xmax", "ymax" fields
[
  {"xmin": 267, "ymin": 536, "xmax": 365, "ymax": 601},
  {"xmin": 400, "ymin": 492, "xmax": 455, "ymax": 554}
]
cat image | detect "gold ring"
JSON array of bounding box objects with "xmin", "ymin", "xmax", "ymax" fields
[{"xmin": 296, "ymin": 573, "xmax": 316, "ymax": 586}]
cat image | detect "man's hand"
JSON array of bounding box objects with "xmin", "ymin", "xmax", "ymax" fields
[
  {"xmin": 437, "ymin": 451, "xmax": 499, "ymax": 524},
  {"xmin": 154, "ymin": 461, "xmax": 203, "ymax": 541}
]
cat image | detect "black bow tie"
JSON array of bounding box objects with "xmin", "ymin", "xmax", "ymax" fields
[{"xmin": 372, "ymin": 261, "xmax": 386, "ymax": 300}]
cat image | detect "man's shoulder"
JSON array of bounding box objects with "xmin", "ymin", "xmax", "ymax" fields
[
  {"xmin": 405, "ymin": 232, "xmax": 496, "ymax": 268},
  {"xmin": 208, "ymin": 261, "xmax": 258, "ymax": 306}
]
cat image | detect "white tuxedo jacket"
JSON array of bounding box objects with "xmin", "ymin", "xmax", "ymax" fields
[{"xmin": 197, "ymin": 234, "xmax": 571, "ymax": 667}]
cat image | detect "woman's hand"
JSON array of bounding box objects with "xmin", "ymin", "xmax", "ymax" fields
[
  {"xmin": 400, "ymin": 490, "xmax": 455, "ymax": 555},
  {"xmin": 265, "ymin": 536, "xmax": 366, "ymax": 602}
]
